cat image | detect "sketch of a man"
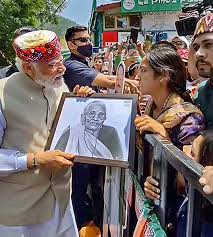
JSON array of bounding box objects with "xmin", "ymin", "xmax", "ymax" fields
[{"xmin": 55, "ymin": 101, "xmax": 123, "ymax": 160}]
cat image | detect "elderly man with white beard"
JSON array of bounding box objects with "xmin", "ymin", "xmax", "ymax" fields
[{"xmin": 0, "ymin": 30, "xmax": 94, "ymax": 237}]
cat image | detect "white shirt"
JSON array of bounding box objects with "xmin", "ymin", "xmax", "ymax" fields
[{"xmin": 0, "ymin": 108, "xmax": 27, "ymax": 176}]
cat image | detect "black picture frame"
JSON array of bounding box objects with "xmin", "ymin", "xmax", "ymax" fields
[{"xmin": 45, "ymin": 92, "xmax": 137, "ymax": 169}]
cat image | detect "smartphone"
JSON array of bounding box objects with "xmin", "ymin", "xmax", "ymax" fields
[{"xmin": 130, "ymin": 27, "xmax": 139, "ymax": 44}]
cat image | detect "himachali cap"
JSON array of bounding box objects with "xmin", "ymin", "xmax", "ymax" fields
[
  {"xmin": 13, "ymin": 30, "xmax": 61, "ymax": 62},
  {"xmin": 192, "ymin": 12, "xmax": 213, "ymax": 42}
]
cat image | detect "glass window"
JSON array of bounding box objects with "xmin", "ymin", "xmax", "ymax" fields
[
  {"xmin": 105, "ymin": 15, "xmax": 115, "ymax": 29},
  {"xmin": 117, "ymin": 16, "xmax": 128, "ymax": 29},
  {"xmin": 129, "ymin": 15, "xmax": 140, "ymax": 27}
]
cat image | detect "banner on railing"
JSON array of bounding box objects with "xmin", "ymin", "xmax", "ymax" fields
[{"xmin": 127, "ymin": 170, "xmax": 167, "ymax": 237}]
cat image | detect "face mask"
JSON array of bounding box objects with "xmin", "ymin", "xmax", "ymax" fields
[{"xmin": 77, "ymin": 44, "xmax": 93, "ymax": 57}]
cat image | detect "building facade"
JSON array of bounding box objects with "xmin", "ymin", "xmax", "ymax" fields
[{"xmin": 89, "ymin": 0, "xmax": 201, "ymax": 48}]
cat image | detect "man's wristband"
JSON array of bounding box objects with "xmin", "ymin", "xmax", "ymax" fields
[{"xmin": 32, "ymin": 153, "xmax": 38, "ymax": 168}]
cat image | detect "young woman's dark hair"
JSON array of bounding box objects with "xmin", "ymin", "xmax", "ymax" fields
[
  {"xmin": 199, "ymin": 129, "xmax": 213, "ymax": 166},
  {"xmin": 65, "ymin": 25, "xmax": 88, "ymax": 42},
  {"xmin": 146, "ymin": 46, "xmax": 193, "ymax": 103}
]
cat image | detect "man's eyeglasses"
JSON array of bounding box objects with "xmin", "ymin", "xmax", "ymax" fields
[{"xmin": 72, "ymin": 37, "xmax": 91, "ymax": 43}]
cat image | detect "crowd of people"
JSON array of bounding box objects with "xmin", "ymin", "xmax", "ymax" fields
[{"xmin": 0, "ymin": 10, "xmax": 212, "ymax": 237}]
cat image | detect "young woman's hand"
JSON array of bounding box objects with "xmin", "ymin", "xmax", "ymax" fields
[
  {"xmin": 199, "ymin": 166, "xmax": 213, "ymax": 195},
  {"xmin": 134, "ymin": 115, "xmax": 170, "ymax": 140},
  {"xmin": 144, "ymin": 176, "xmax": 160, "ymax": 200}
]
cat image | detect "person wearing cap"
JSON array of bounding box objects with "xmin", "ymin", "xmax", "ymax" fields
[
  {"xmin": 176, "ymin": 13, "xmax": 213, "ymax": 237},
  {"xmin": 0, "ymin": 29, "xmax": 94, "ymax": 237},
  {"xmin": 192, "ymin": 12, "xmax": 213, "ymax": 129},
  {"xmin": 193, "ymin": 9, "xmax": 213, "ymax": 222},
  {"xmin": 171, "ymin": 35, "xmax": 189, "ymax": 50}
]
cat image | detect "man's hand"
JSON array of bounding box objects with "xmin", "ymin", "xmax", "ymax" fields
[
  {"xmin": 144, "ymin": 176, "xmax": 160, "ymax": 200},
  {"xmin": 27, "ymin": 150, "xmax": 75, "ymax": 172},
  {"xmin": 123, "ymin": 80, "xmax": 139, "ymax": 94},
  {"xmin": 73, "ymin": 85, "xmax": 96, "ymax": 97},
  {"xmin": 199, "ymin": 166, "xmax": 213, "ymax": 195}
]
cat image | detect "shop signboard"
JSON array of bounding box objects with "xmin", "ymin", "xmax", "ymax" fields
[
  {"xmin": 121, "ymin": 0, "xmax": 201, "ymax": 13},
  {"xmin": 103, "ymin": 32, "xmax": 118, "ymax": 48}
]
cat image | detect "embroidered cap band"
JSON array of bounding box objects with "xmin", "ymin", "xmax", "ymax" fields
[
  {"xmin": 192, "ymin": 13, "xmax": 213, "ymax": 42},
  {"xmin": 13, "ymin": 30, "xmax": 61, "ymax": 62}
]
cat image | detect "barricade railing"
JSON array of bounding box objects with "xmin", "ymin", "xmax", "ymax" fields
[{"xmin": 134, "ymin": 133, "xmax": 213, "ymax": 237}]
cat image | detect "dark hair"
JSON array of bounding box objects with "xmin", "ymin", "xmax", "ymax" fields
[
  {"xmin": 129, "ymin": 63, "xmax": 140, "ymax": 77},
  {"xmin": 65, "ymin": 25, "xmax": 87, "ymax": 42},
  {"xmin": 146, "ymin": 46, "xmax": 193, "ymax": 103},
  {"xmin": 199, "ymin": 130, "xmax": 213, "ymax": 166},
  {"xmin": 13, "ymin": 26, "xmax": 35, "ymax": 39},
  {"xmin": 94, "ymin": 55, "xmax": 104, "ymax": 62}
]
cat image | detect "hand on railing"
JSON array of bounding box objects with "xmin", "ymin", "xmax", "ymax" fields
[
  {"xmin": 144, "ymin": 176, "xmax": 160, "ymax": 201},
  {"xmin": 199, "ymin": 166, "xmax": 213, "ymax": 195},
  {"xmin": 134, "ymin": 115, "xmax": 170, "ymax": 140}
]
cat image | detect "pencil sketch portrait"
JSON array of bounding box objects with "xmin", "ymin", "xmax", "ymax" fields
[{"xmin": 54, "ymin": 100, "xmax": 123, "ymax": 160}]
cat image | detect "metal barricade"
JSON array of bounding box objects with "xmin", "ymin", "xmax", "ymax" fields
[{"xmin": 136, "ymin": 133, "xmax": 213, "ymax": 237}]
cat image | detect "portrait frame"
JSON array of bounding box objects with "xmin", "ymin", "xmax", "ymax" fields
[{"xmin": 45, "ymin": 93, "xmax": 137, "ymax": 169}]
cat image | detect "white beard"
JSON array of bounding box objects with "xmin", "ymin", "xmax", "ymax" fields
[{"xmin": 34, "ymin": 70, "xmax": 64, "ymax": 88}]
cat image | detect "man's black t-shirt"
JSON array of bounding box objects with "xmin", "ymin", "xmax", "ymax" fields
[{"xmin": 64, "ymin": 54, "xmax": 98, "ymax": 91}]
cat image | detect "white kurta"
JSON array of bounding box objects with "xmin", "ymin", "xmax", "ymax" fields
[{"xmin": 0, "ymin": 104, "xmax": 79, "ymax": 237}]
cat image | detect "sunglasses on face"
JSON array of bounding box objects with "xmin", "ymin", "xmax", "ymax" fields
[{"xmin": 72, "ymin": 37, "xmax": 91, "ymax": 43}]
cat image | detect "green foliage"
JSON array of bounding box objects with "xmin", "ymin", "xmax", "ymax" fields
[
  {"xmin": 47, "ymin": 15, "xmax": 78, "ymax": 39},
  {"xmin": 0, "ymin": 0, "xmax": 68, "ymax": 65}
]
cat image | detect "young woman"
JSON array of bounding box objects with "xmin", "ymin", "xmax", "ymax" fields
[
  {"xmin": 134, "ymin": 46, "xmax": 205, "ymax": 236},
  {"xmin": 134, "ymin": 46, "xmax": 204, "ymax": 149}
]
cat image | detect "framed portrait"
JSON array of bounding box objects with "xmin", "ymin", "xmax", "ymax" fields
[{"xmin": 46, "ymin": 93, "xmax": 137, "ymax": 168}]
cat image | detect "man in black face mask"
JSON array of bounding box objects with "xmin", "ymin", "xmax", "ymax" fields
[{"xmin": 64, "ymin": 25, "xmax": 117, "ymax": 91}]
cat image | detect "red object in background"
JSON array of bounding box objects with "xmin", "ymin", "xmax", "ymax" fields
[
  {"xmin": 103, "ymin": 32, "xmax": 118, "ymax": 48},
  {"xmin": 177, "ymin": 48, "xmax": 189, "ymax": 63}
]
